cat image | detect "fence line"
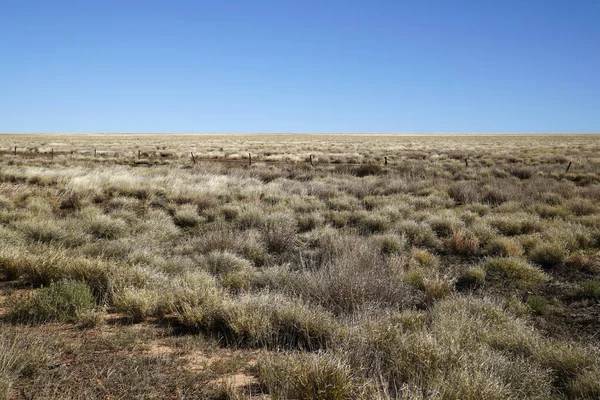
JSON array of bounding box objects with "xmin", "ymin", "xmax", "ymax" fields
[
  {"xmin": 0, "ymin": 147, "xmax": 578, "ymax": 172},
  {"xmin": 0, "ymin": 148, "xmax": 394, "ymax": 167}
]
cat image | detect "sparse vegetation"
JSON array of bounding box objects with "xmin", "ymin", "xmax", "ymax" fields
[{"xmin": 0, "ymin": 133, "xmax": 599, "ymax": 399}]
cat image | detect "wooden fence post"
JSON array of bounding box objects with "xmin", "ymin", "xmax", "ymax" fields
[
  {"xmin": 51, "ymin": 148, "xmax": 54, "ymax": 159},
  {"xmin": 464, "ymin": 157, "xmax": 469, "ymax": 167},
  {"xmin": 566, "ymin": 161, "xmax": 572, "ymax": 173},
  {"xmin": 248, "ymin": 153, "xmax": 252, "ymax": 166},
  {"xmin": 310, "ymin": 154, "xmax": 313, "ymax": 166},
  {"xmin": 191, "ymin": 152, "xmax": 196, "ymax": 165},
  {"xmin": 384, "ymin": 156, "xmax": 388, "ymax": 166},
  {"xmin": 138, "ymin": 150, "xmax": 141, "ymax": 160},
  {"xmin": 14, "ymin": 146, "xmax": 16, "ymax": 155}
]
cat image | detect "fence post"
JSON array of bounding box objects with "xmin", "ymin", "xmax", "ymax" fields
[
  {"xmin": 464, "ymin": 157, "xmax": 469, "ymax": 167},
  {"xmin": 248, "ymin": 153, "xmax": 252, "ymax": 166},
  {"xmin": 191, "ymin": 152, "xmax": 196, "ymax": 165},
  {"xmin": 94, "ymin": 149, "xmax": 97, "ymax": 157},
  {"xmin": 566, "ymin": 161, "xmax": 572, "ymax": 173},
  {"xmin": 310, "ymin": 154, "xmax": 313, "ymax": 166},
  {"xmin": 51, "ymin": 148, "xmax": 54, "ymax": 159},
  {"xmin": 138, "ymin": 150, "xmax": 141, "ymax": 160},
  {"xmin": 14, "ymin": 146, "xmax": 16, "ymax": 155},
  {"xmin": 384, "ymin": 156, "xmax": 388, "ymax": 166}
]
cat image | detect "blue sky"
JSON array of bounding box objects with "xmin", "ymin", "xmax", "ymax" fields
[{"xmin": 1, "ymin": 0, "xmax": 599, "ymax": 132}]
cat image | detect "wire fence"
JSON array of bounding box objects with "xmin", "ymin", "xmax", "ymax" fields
[
  {"xmin": 0, "ymin": 147, "xmax": 392, "ymax": 167},
  {"xmin": 0, "ymin": 146, "xmax": 580, "ymax": 175}
]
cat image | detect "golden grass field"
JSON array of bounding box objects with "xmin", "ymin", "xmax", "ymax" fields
[{"xmin": 0, "ymin": 134, "xmax": 599, "ymax": 399}]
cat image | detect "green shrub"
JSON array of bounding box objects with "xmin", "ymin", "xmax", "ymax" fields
[
  {"xmin": 410, "ymin": 248, "xmax": 439, "ymax": 269},
  {"xmin": 7, "ymin": 280, "xmax": 95, "ymax": 324},
  {"xmin": 529, "ymin": 243, "xmax": 567, "ymax": 269}
]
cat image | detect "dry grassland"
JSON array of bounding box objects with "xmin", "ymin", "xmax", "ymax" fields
[{"xmin": 0, "ymin": 134, "xmax": 599, "ymax": 399}]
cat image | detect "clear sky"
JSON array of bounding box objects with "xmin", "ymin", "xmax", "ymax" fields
[{"xmin": 1, "ymin": 0, "xmax": 599, "ymax": 133}]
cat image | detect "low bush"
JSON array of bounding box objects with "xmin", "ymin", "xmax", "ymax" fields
[{"xmin": 7, "ymin": 280, "xmax": 96, "ymax": 324}]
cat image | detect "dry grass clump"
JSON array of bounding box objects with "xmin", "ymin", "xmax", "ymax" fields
[
  {"xmin": 369, "ymin": 233, "xmax": 406, "ymax": 255},
  {"xmin": 444, "ymin": 228, "xmax": 481, "ymax": 255},
  {"xmin": 528, "ymin": 243, "xmax": 568, "ymax": 269},
  {"xmin": 258, "ymin": 351, "xmax": 373, "ymax": 400},
  {"xmin": 176, "ymin": 292, "xmax": 336, "ymax": 350},
  {"xmin": 482, "ymin": 257, "xmax": 549, "ymax": 288},
  {"xmin": 262, "ymin": 212, "xmax": 298, "ymax": 255},
  {"xmin": 488, "ymin": 214, "xmax": 542, "ymax": 236},
  {"xmin": 485, "ymin": 236, "xmax": 524, "ymax": 257},
  {"xmin": 0, "ymin": 245, "xmax": 149, "ymax": 299},
  {"xmin": 172, "ymin": 204, "xmax": 205, "ymax": 228},
  {"xmin": 397, "ymin": 220, "xmax": 439, "ymax": 248},
  {"xmin": 565, "ymin": 252, "xmax": 596, "ymax": 272},
  {"xmin": 456, "ymin": 267, "xmax": 486, "ymax": 289},
  {"xmin": 336, "ymin": 296, "xmax": 564, "ymax": 399}
]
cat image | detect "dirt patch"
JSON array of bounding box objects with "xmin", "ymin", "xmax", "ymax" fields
[{"xmin": 0, "ymin": 281, "xmax": 34, "ymax": 318}]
